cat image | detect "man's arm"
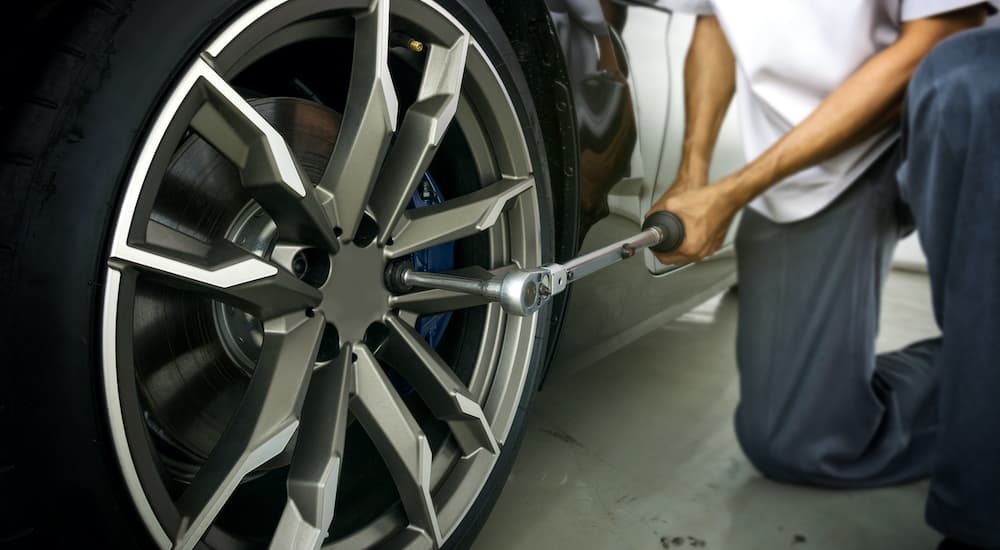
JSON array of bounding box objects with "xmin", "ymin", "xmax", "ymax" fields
[
  {"xmin": 649, "ymin": 5, "xmax": 987, "ymax": 265},
  {"xmin": 674, "ymin": 15, "xmax": 737, "ymax": 189}
]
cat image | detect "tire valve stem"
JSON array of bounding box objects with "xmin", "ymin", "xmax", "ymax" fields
[{"xmin": 391, "ymin": 31, "xmax": 425, "ymax": 53}]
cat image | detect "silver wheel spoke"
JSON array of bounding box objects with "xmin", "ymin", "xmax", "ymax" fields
[
  {"xmin": 351, "ymin": 345, "xmax": 443, "ymax": 547},
  {"xmin": 174, "ymin": 312, "xmax": 326, "ymax": 550},
  {"xmin": 271, "ymin": 346, "xmax": 354, "ymax": 550},
  {"xmin": 386, "ymin": 177, "xmax": 534, "ymax": 258},
  {"xmin": 188, "ymin": 58, "xmax": 339, "ymax": 253},
  {"xmin": 382, "ymin": 316, "xmax": 499, "ymax": 457},
  {"xmin": 110, "ymin": 220, "xmax": 321, "ymax": 319},
  {"xmin": 320, "ymin": 0, "xmax": 398, "ymax": 241},
  {"xmin": 371, "ymin": 35, "xmax": 469, "ymax": 243}
]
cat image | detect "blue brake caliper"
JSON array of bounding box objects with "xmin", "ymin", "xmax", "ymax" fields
[{"xmin": 408, "ymin": 173, "xmax": 454, "ymax": 349}]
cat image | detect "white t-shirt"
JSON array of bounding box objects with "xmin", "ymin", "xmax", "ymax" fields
[{"xmin": 663, "ymin": 0, "xmax": 993, "ymax": 222}]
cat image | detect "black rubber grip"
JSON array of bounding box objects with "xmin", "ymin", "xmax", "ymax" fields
[{"xmin": 643, "ymin": 211, "xmax": 685, "ymax": 254}]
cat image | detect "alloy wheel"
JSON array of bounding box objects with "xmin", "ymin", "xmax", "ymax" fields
[{"xmin": 100, "ymin": 1, "xmax": 544, "ymax": 547}]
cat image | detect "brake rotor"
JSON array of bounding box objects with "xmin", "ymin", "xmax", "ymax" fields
[{"xmin": 141, "ymin": 97, "xmax": 342, "ymax": 464}]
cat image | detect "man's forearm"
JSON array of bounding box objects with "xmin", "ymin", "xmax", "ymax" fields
[
  {"xmin": 677, "ymin": 15, "xmax": 736, "ymax": 184},
  {"xmin": 719, "ymin": 7, "xmax": 987, "ymax": 208}
]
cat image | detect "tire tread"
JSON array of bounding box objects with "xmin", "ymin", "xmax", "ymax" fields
[{"xmin": 0, "ymin": 1, "xmax": 128, "ymax": 545}]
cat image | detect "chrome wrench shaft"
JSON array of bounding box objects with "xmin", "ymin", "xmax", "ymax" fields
[{"xmin": 394, "ymin": 211, "xmax": 685, "ymax": 316}]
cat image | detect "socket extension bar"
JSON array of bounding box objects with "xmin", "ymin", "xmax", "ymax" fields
[{"xmin": 387, "ymin": 211, "xmax": 686, "ymax": 317}]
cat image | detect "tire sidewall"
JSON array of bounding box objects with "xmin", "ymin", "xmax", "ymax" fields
[
  {"xmin": 7, "ymin": 0, "xmax": 261, "ymax": 546},
  {"xmin": 430, "ymin": 0, "xmax": 554, "ymax": 547},
  {"xmin": 4, "ymin": 0, "xmax": 553, "ymax": 547}
]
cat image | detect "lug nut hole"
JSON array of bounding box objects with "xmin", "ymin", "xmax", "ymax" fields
[
  {"xmin": 292, "ymin": 248, "xmax": 332, "ymax": 287},
  {"xmin": 292, "ymin": 255, "xmax": 309, "ymax": 278}
]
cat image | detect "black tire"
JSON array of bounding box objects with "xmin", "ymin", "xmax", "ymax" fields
[{"xmin": 0, "ymin": 0, "xmax": 555, "ymax": 547}]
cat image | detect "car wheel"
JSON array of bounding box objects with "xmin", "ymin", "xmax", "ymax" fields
[{"xmin": 0, "ymin": 0, "xmax": 554, "ymax": 548}]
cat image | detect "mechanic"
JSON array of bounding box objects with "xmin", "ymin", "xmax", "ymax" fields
[{"xmin": 648, "ymin": 2, "xmax": 999, "ymax": 549}]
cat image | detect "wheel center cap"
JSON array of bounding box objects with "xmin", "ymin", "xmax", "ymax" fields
[{"xmin": 319, "ymin": 243, "xmax": 390, "ymax": 342}]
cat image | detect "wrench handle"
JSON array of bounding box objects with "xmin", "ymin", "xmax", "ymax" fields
[{"xmin": 643, "ymin": 211, "xmax": 686, "ymax": 254}]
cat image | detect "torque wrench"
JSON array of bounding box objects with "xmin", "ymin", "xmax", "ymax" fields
[{"xmin": 387, "ymin": 211, "xmax": 685, "ymax": 316}]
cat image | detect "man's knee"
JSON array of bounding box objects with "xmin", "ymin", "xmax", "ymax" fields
[
  {"xmin": 911, "ymin": 28, "xmax": 1000, "ymax": 105},
  {"xmin": 734, "ymin": 409, "xmax": 806, "ymax": 483}
]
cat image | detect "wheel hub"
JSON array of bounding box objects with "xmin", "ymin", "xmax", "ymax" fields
[{"xmin": 320, "ymin": 241, "xmax": 391, "ymax": 343}]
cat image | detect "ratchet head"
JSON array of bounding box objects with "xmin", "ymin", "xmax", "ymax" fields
[{"xmin": 498, "ymin": 269, "xmax": 552, "ymax": 316}]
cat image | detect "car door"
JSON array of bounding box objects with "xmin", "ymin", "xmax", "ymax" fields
[{"xmin": 546, "ymin": 0, "xmax": 744, "ymax": 368}]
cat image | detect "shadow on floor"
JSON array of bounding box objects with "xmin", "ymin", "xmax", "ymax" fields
[{"xmin": 474, "ymin": 271, "xmax": 941, "ymax": 550}]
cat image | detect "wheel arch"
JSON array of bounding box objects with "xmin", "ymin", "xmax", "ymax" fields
[{"xmin": 487, "ymin": 1, "xmax": 580, "ymax": 264}]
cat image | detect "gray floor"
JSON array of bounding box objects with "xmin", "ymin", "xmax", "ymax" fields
[{"xmin": 474, "ymin": 270, "xmax": 942, "ymax": 550}]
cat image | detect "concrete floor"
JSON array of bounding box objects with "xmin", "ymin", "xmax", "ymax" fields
[{"xmin": 474, "ymin": 270, "xmax": 942, "ymax": 550}]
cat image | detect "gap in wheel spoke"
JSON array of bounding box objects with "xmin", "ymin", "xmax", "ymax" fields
[
  {"xmin": 434, "ymin": 227, "xmax": 495, "ymax": 385},
  {"xmin": 231, "ymin": 36, "xmax": 354, "ymax": 121},
  {"xmin": 212, "ymin": 466, "xmax": 290, "ymax": 541},
  {"xmin": 150, "ymin": 133, "xmax": 251, "ymax": 249},
  {"xmin": 328, "ymin": 421, "xmax": 400, "ymax": 539},
  {"xmin": 364, "ymin": 321, "xmax": 391, "ymax": 355},
  {"xmin": 133, "ymin": 280, "xmax": 256, "ymax": 460},
  {"xmin": 316, "ymin": 322, "xmax": 342, "ymax": 363},
  {"xmin": 243, "ymin": 97, "xmax": 341, "ymax": 185},
  {"xmin": 353, "ymin": 213, "xmax": 380, "ymax": 247},
  {"xmin": 387, "ymin": 29, "xmax": 427, "ymax": 126}
]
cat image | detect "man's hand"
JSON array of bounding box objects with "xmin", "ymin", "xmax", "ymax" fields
[
  {"xmin": 646, "ymin": 179, "xmax": 740, "ymax": 265},
  {"xmin": 645, "ymin": 14, "xmax": 738, "ymax": 266}
]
